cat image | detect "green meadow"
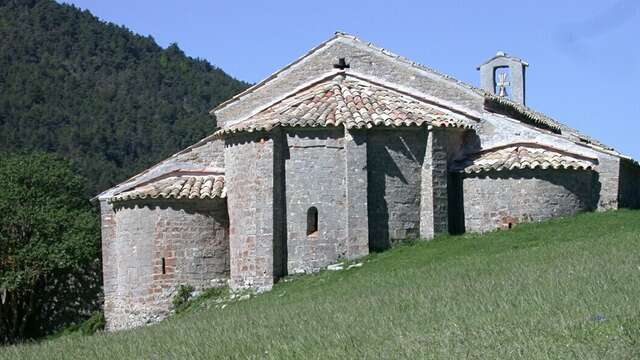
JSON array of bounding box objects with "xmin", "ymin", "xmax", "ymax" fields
[{"xmin": 3, "ymin": 210, "xmax": 640, "ymax": 359}]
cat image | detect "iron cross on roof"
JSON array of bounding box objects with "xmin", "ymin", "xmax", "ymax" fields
[
  {"xmin": 496, "ymin": 72, "xmax": 510, "ymax": 97},
  {"xmin": 333, "ymin": 57, "xmax": 350, "ymax": 70}
]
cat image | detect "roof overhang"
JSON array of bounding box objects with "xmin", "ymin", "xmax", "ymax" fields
[
  {"xmin": 214, "ymin": 72, "xmax": 480, "ymax": 138},
  {"xmin": 109, "ymin": 170, "xmax": 226, "ymax": 203},
  {"xmin": 452, "ymin": 142, "xmax": 598, "ymax": 174}
]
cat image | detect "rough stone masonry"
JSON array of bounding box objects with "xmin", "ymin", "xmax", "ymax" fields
[{"xmin": 94, "ymin": 32, "xmax": 640, "ymax": 330}]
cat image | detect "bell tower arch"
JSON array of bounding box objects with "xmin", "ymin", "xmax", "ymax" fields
[{"xmin": 478, "ymin": 51, "xmax": 528, "ymax": 105}]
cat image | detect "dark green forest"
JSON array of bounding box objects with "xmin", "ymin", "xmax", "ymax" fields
[
  {"xmin": 0, "ymin": 0, "xmax": 248, "ymax": 343},
  {"xmin": 0, "ymin": 0, "xmax": 249, "ymax": 195}
]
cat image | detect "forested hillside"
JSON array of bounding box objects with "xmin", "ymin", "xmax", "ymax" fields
[{"xmin": 0, "ymin": 0, "xmax": 249, "ymax": 195}]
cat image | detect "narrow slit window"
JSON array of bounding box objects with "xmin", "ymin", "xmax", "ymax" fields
[
  {"xmin": 307, "ymin": 207, "xmax": 318, "ymax": 235},
  {"xmin": 161, "ymin": 257, "xmax": 166, "ymax": 274}
]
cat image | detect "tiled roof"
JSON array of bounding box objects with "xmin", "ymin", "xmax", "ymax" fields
[
  {"xmin": 453, "ymin": 143, "xmax": 597, "ymax": 174},
  {"xmin": 212, "ymin": 32, "xmax": 618, "ymax": 155},
  {"xmin": 216, "ymin": 74, "xmax": 475, "ymax": 136},
  {"xmin": 483, "ymin": 95, "xmax": 563, "ymax": 133},
  {"xmin": 110, "ymin": 175, "xmax": 225, "ymax": 202},
  {"xmin": 332, "ymin": 32, "xmax": 614, "ymax": 152}
]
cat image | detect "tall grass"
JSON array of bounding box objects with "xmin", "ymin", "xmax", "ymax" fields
[{"xmin": 3, "ymin": 210, "xmax": 640, "ymax": 359}]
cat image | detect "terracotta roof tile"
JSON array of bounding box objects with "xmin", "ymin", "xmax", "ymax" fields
[
  {"xmin": 212, "ymin": 33, "xmax": 619, "ymax": 155},
  {"xmin": 453, "ymin": 143, "xmax": 597, "ymax": 173},
  {"xmin": 110, "ymin": 175, "xmax": 226, "ymax": 202},
  {"xmin": 216, "ymin": 74, "xmax": 475, "ymax": 136}
]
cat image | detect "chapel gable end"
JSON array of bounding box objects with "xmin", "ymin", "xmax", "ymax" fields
[{"xmin": 213, "ymin": 32, "xmax": 485, "ymax": 129}]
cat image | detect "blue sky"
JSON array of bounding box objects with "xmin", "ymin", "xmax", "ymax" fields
[{"xmin": 61, "ymin": 0, "xmax": 639, "ymax": 158}]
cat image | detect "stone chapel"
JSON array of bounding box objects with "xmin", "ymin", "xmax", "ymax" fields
[{"xmin": 95, "ymin": 32, "xmax": 640, "ymax": 330}]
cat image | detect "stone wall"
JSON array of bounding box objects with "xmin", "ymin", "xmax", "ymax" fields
[
  {"xmin": 284, "ymin": 129, "xmax": 348, "ymax": 273},
  {"xmin": 224, "ymin": 133, "xmax": 276, "ymax": 291},
  {"xmin": 151, "ymin": 137, "xmax": 225, "ymax": 171},
  {"xmin": 462, "ymin": 169, "xmax": 595, "ymax": 233},
  {"xmin": 418, "ymin": 129, "xmax": 451, "ymax": 239},
  {"xmin": 344, "ymin": 129, "xmax": 370, "ymax": 259},
  {"xmin": 99, "ymin": 201, "xmax": 117, "ymax": 327},
  {"xmin": 367, "ymin": 128, "xmax": 426, "ymax": 249},
  {"xmin": 103, "ymin": 200, "xmax": 228, "ymax": 331},
  {"xmin": 187, "ymin": 138, "xmax": 225, "ymax": 169},
  {"xmin": 618, "ymin": 159, "xmax": 640, "ymax": 209},
  {"xmin": 106, "ymin": 203, "xmax": 155, "ymax": 331},
  {"xmin": 596, "ymin": 154, "xmax": 621, "ymax": 210}
]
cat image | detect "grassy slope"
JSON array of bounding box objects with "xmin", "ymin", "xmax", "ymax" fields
[{"xmin": 3, "ymin": 210, "xmax": 640, "ymax": 359}]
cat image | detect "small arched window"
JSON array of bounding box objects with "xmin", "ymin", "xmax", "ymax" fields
[{"xmin": 307, "ymin": 207, "xmax": 318, "ymax": 236}]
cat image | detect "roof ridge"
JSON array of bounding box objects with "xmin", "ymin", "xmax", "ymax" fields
[
  {"xmin": 211, "ymin": 32, "xmax": 488, "ymax": 115},
  {"xmin": 333, "ymin": 32, "xmax": 488, "ymax": 96},
  {"xmin": 222, "ymin": 72, "xmax": 482, "ymax": 132},
  {"xmin": 215, "ymin": 73, "xmax": 475, "ymax": 137},
  {"xmin": 210, "ymin": 33, "xmax": 344, "ymax": 114},
  {"xmin": 455, "ymin": 141, "xmax": 598, "ymax": 174}
]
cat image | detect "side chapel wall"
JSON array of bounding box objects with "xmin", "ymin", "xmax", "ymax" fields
[
  {"xmin": 462, "ymin": 169, "xmax": 595, "ymax": 233},
  {"xmin": 102, "ymin": 200, "xmax": 228, "ymax": 330}
]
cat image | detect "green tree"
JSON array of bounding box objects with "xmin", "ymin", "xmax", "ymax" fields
[
  {"xmin": 0, "ymin": 0, "xmax": 249, "ymax": 196},
  {"xmin": 0, "ymin": 153, "xmax": 101, "ymax": 344}
]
